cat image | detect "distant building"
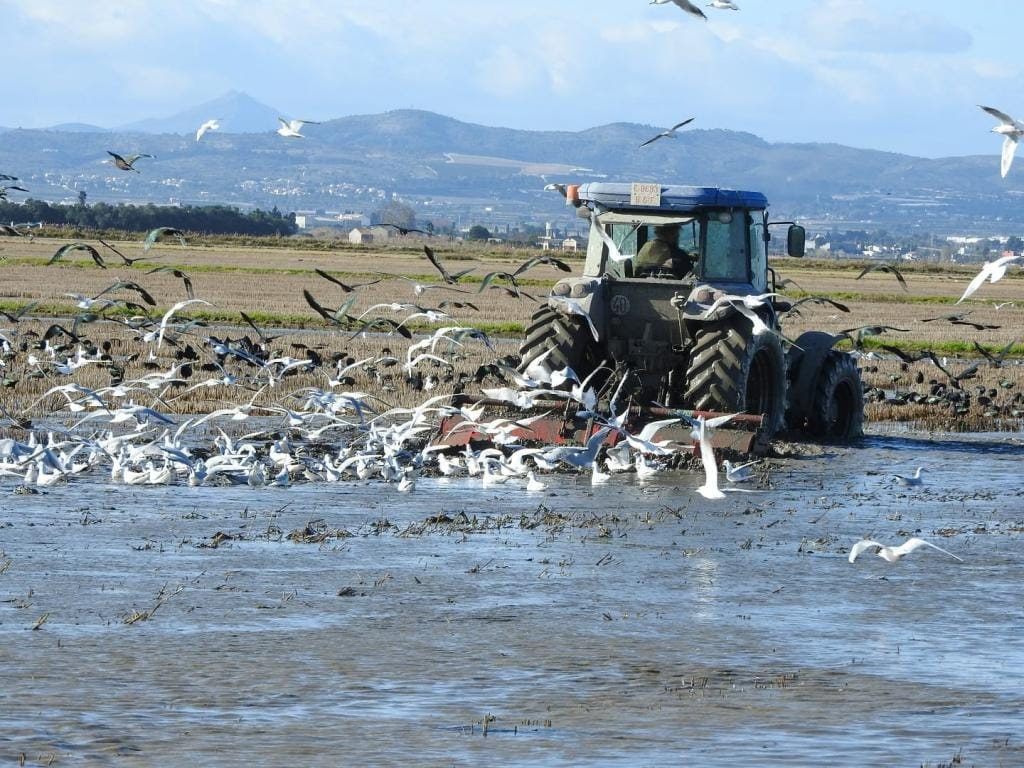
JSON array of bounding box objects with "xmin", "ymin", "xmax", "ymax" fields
[
  {"xmin": 349, "ymin": 227, "xmax": 374, "ymax": 245},
  {"xmin": 561, "ymin": 237, "xmax": 578, "ymax": 252}
]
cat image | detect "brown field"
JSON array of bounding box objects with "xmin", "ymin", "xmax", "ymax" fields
[{"xmin": 2, "ymin": 235, "xmax": 1023, "ymax": 431}]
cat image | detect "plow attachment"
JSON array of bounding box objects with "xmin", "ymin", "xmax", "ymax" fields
[{"xmin": 435, "ymin": 398, "xmax": 767, "ymax": 455}]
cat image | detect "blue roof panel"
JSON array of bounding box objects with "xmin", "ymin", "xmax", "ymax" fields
[{"xmin": 577, "ymin": 182, "xmax": 768, "ymax": 211}]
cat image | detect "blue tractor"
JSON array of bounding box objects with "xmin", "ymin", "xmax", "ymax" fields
[{"xmin": 519, "ymin": 182, "xmax": 863, "ymax": 451}]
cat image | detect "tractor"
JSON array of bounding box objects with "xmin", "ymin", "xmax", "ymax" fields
[{"xmin": 518, "ymin": 182, "xmax": 864, "ymax": 453}]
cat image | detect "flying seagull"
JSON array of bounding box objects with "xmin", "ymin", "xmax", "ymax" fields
[
  {"xmin": 0, "ymin": 185, "xmax": 28, "ymax": 200},
  {"xmin": 49, "ymin": 242, "xmax": 106, "ymax": 269},
  {"xmin": 707, "ymin": 0, "xmax": 740, "ymax": 8},
  {"xmin": 979, "ymin": 105, "xmax": 1024, "ymax": 178},
  {"xmin": 107, "ymin": 151, "xmax": 154, "ymax": 172},
  {"xmin": 639, "ymin": 118, "xmax": 695, "ymax": 148},
  {"xmin": 650, "ymin": 0, "xmax": 707, "ymax": 21},
  {"xmin": 277, "ymin": 117, "xmax": 319, "ymax": 138},
  {"xmin": 855, "ymin": 263, "xmax": 908, "ymax": 292},
  {"xmin": 196, "ymin": 119, "xmax": 221, "ymax": 141},
  {"xmin": 848, "ymin": 536, "xmax": 962, "ymax": 564},
  {"xmin": 956, "ymin": 253, "xmax": 1021, "ymax": 304},
  {"xmin": 144, "ymin": 226, "xmax": 188, "ymax": 252}
]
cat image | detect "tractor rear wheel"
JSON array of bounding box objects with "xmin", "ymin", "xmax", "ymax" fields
[
  {"xmin": 806, "ymin": 350, "xmax": 863, "ymax": 440},
  {"xmin": 683, "ymin": 317, "xmax": 787, "ymax": 446},
  {"xmin": 519, "ymin": 304, "xmax": 600, "ymax": 380}
]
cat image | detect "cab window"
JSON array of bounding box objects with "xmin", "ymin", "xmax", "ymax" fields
[
  {"xmin": 703, "ymin": 213, "xmax": 749, "ymax": 282},
  {"xmin": 748, "ymin": 211, "xmax": 767, "ymax": 292}
]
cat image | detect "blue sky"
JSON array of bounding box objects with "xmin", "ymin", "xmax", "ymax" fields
[{"xmin": 5, "ymin": 0, "xmax": 1024, "ymax": 158}]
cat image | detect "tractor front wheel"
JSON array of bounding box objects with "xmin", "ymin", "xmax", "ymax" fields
[
  {"xmin": 683, "ymin": 317, "xmax": 787, "ymax": 449},
  {"xmin": 519, "ymin": 304, "xmax": 601, "ymax": 382}
]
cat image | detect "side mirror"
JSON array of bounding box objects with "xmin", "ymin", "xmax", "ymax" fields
[{"xmin": 787, "ymin": 224, "xmax": 806, "ymax": 258}]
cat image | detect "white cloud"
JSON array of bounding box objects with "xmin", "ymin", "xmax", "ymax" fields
[{"xmin": 806, "ymin": 0, "xmax": 971, "ymax": 54}]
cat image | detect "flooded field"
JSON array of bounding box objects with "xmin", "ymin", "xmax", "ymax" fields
[{"xmin": 1, "ymin": 428, "xmax": 1022, "ymax": 766}]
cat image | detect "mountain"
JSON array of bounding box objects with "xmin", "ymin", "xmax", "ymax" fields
[
  {"xmin": 46, "ymin": 122, "xmax": 109, "ymax": 133},
  {"xmin": 118, "ymin": 90, "xmax": 281, "ymax": 135},
  {"xmin": 0, "ymin": 107, "xmax": 1020, "ymax": 234}
]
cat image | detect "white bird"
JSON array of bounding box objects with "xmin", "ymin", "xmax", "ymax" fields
[
  {"xmin": 692, "ymin": 413, "xmax": 740, "ymax": 499},
  {"xmin": 651, "ymin": 0, "xmax": 707, "ymax": 21},
  {"xmin": 848, "ymin": 537, "xmax": 963, "ymax": 564},
  {"xmin": 707, "ymin": 0, "xmax": 739, "ymax": 8},
  {"xmin": 979, "ymin": 105, "xmax": 1024, "ymax": 178},
  {"xmin": 277, "ymin": 117, "xmax": 319, "ymax": 138},
  {"xmin": 634, "ymin": 454, "xmax": 661, "ymax": 479},
  {"xmin": 639, "ymin": 117, "xmax": 696, "ymax": 148},
  {"xmin": 892, "ymin": 467, "xmax": 924, "ymax": 487},
  {"xmin": 549, "ymin": 295, "xmax": 599, "ymax": 341},
  {"xmin": 723, "ymin": 458, "xmax": 759, "ymax": 483},
  {"xmin": 156, "ymin": 299, "xmax": 212, "ymax": 350},
  {"xmin": 397, "ymin": 469, "xmax": 416, "ymax": 492},
  {"xmin": 196, "ymin": 119, "xmax": 220, "ymax": 142},
  {"xmin": 591, "ymin": 460, "xmax": 611, "ymax": 485},
  {"xmin": 525, "ymin": 471, "xmax": 547, "ymax": 492},
  {"xmin": 956, "ymin": 254, "xmax": 1021, "ymax": 304},
  {"xmin": 589, "ymin": 212, "xmax": 630, "ymax": 263}
]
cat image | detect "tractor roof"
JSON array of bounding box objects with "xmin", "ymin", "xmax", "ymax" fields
[{"xmin": 576, "ymin": 182, "xmax": 767, "ymax": 212}]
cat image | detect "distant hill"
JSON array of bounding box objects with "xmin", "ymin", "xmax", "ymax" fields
[
  {"xmin": 118, "ymin": 90, "xmax": 281, "ymax": 135},
  {"xmin": 0, "ymin": 106, "xmax": 1021, "ymax": 233},
  {"xmin": 46, "ymin": 123, "xmax": 109, "ymax": 133}
]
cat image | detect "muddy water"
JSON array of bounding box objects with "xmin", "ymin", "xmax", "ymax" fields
[{"xmin": 1, "ymin": 430, "xmax": 1022, "ymax": 766}]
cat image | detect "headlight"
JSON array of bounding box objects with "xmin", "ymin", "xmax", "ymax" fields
[
  {"xmin": 570, "ymin": 283, "xmax": 590, "ymax": 298},
  {"xmin": 552, "ymin": 281, "xmax": 571, "ymax": 296}
]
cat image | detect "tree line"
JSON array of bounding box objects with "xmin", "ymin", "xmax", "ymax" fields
[{"xmin": 0, "ymin": 198, "xmax": 297, "ymax": 236}]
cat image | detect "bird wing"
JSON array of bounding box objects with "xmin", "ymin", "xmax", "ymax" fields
[
  {"xmin": 956, "ymin": 265, "xmax": 992, "ymax": 304},
  {"xmin": 423, "ymin": 245, "xmax": 453, "ymax": 283},
  {"xmin": 590, "ymin": 212, "xmax": 628, "ymax": 262},
  {"xmin": 669, "ymin": 117, "xmax": 695, "ymax": 132},
  {"xmin": 898, "ymin": 537, "xmax": 964, "ymax": 562},
  {"xmin": 1001, "ymin": 135, "xmax": 1018, "ymax": 178},
  {"xmin": 848, "ymin": 539, "xmax": 882, "ymax": 563},
  {"xmin": 671, "ymin": 0, "xmax": 708, "ymax": 19},
  {"xmin": 980, "ymin": 105, "xmax": 1016, "ymax": 125},
  {"xmin": 639, "ymin": 132, "xmax": 664, "ymax": 148},
  {"xmin": 635, "ymin": 417, "xmax": 683, "ymax": 442}
]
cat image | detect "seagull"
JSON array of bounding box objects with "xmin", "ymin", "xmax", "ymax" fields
[
  {"xmin": 848, "ymin": 537, "xmax": 962, "ymax": 564},
  {"xmin": 707, "ymin": 0, "xmax": 739, "ymax": 9},
  {"xmin": 107, "ymin": 151, "xmax": 154, "ymax": 172},
  {"xmin": 956, "ymin": 254, "xmax": 1021, "ymax": 304},
  {"xmin": 892, "ymin": 467, "xmax": 924, "ymax": 487},
  {"xmin": 156, "ymin": 298, "xmax": 212, "ymax": 350},
  {"xmin": 196, "ymin": 119, "xmax": 221, "ymax": 142},
  {"xmin": 691, "ymin": 413, "xmax": 740, "ymax": 499},
  {"xmin": 979, "ymin": 105, "xmax": 1024, "ymax": 178},
  {"xmin": 723, "ymin": 458, "xmax": 759, "ymax": 483},
  {"xmin": 144, "ymin": 226, "xmax": 187, "ymax": 252},
  {"xmin": 549, "ymin": 295, "xmax": 599, "ymax": 341},
  {"xmin": 855, "ymin": 263, "xmax": 908, "ymax": 292},
  {"xmin": 277, "ymin": 117, "xmax": 319, "ymax": 138},
  {"xmin": 651, "ymin": 0, "xmax": 707, "ymax": 21},
  {"xmin": 525, "ymin": 471, "xmax": 547, "ymax": 492},
  {"xmin": 639, "ymin": 117, "xmax": 696, "ymax": 148},
  {"xmin": 48, "ymin": 242, "xmax": 106, "ymax": 269}
]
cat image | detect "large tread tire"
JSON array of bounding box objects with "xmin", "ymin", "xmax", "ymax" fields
[
  {"xmin": 519, "ymin": 304, "xmax": 596, "ymax": 378},
  {"xmin": 683, "ymin": 316, "xmax": 787, "ymax": 445},
  {"xmin": 806, "ymin": 350, "xmax": 864, "ymax": 440}
]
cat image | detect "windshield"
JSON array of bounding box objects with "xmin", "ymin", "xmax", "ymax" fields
[
  {"xmin": 591, "ymin": 217, "xmax": 702, "ymax": 279},
  {"xmin": 587, "ymin": 209, "xmax": 764, "ymax": 287}
]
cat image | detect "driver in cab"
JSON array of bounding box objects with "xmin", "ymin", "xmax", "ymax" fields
[{"xmin": 634, "ymin": 223, "xmax": 693, "ymax": 278}]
